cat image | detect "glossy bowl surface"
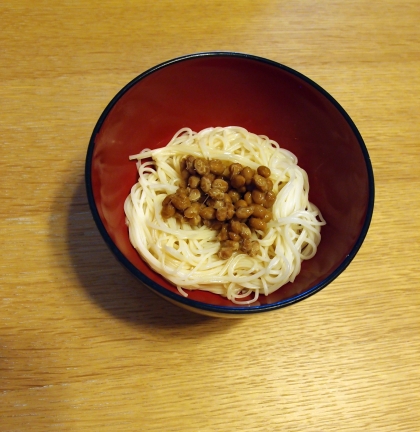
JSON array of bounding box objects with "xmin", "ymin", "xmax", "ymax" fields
[{"xmin": 86, "ymin": 52, "xmax": 374, "ymax": 317}]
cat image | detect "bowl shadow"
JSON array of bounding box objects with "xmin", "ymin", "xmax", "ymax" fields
[{"xmin": 56, "ymin": 176, "xmax": 239, "ymax": 328}]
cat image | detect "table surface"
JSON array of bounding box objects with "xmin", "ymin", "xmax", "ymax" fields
[{"xmin": 1, "ymin": 1, "xmax": 419, "ymax": 431}]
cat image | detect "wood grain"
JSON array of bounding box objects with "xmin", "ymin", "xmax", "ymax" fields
[{"xmin": 1, "ymin": 1, "xmax": 419, "ymax": 431}]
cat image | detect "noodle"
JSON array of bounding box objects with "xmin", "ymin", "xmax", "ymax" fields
[{"xmin": 124, "ymin": 126, "xmax": 325, "ymax": 304}]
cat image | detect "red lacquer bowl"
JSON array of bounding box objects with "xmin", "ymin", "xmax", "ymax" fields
[{"xmin": 85, "ymin": 52, "xmax": 374, "ymax": 317}]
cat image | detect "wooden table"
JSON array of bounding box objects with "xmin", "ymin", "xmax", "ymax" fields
[{"xmin": 1, "ymin": 1, "xmax": 419, "ymax": 430}]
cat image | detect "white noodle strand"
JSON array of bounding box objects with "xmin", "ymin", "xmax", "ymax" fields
[{"xmin": 124, "ymin": 127, "xmax": 325, "ymax": 304}]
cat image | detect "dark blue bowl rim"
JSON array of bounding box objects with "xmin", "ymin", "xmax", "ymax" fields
[{"xmin": 85, "ymin": 51, "xmax": 375, "ymax": 315}]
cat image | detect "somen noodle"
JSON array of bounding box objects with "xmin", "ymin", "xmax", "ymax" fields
[{"xmin": 124, "ymin": 126, "xmax": 325, "ymax": 304}]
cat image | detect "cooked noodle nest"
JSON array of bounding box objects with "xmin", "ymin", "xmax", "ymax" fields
[{"xmin": 124, "ymin": 126, "xmax": 325, "ymax": 304}]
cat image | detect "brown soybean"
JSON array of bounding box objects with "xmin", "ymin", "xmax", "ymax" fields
[
  {"xmin": 161, "ymin": 202, "xmax": 176, "ymax": 219},
  {"xmin": 208, "ymin": 188, "xmax": 225, "ymax": 200},
  {"xmin": 209, "ymin": 159, "xmax": 226, "ymax": 175},
  {"xmin": 235, "ymin": 199, "xmax": 248, "ymax": 209},
  {"xmin": 187, "ymin": 214, "xmax": 201, "ymax": 226},
  {"xmin": 185, "ymin": 155, "xmax": 196, "ymax": 174},
  {"xmin": 212, "ymin": 199, "xmax": 226, "ymax": 209},
  {"xmin": 221, "ymin": 240, "xmax": 240, "ymax": 251},
  {"xmin": 209, "ymin": 220, "xmax": 224, "ymax": 231},
  {"xmin": 230, "ymin": 220, "xmax": 242, "ymax": 234},
  {"xmin": 263, "ymin": 211, "xmax": 273, "ymax": 223},
  {"xmin": 188, "ymin": 188, "xmax": 201, "ymax": 202},
  {"xmin": 228, "ymin": 232, "xmax": 241, "ymax": 242},
  {"xmin": 228, "ymin": 190, "xmax": 240, "ymax": 203},
  {"xmin": 212, "ymin": 178, "xmax": 229, "ymax": 192},
  {"xmin": 230, "ymin": 163, "xmax": 243, "ymax": 177},
  {"xmin": 249, "ymin": 217, "xmax": 266, "ymax": 231},
  {"xmin": 207, "ymin": 173, "xmax": 216, "ymax": 182},
  {"xmin": 226, "ymin": 203, "xmax": 235, "ymax": 219},
  {"xmin": 241, "ymin": 166, "xmax": 254, "ymax": 184},
  {"xmin": 243, "ymin": 191, "xmax": 253, "ymax": 205},
  {"xmin": 231, "ymin": 174, "xmax": 246, "ymax": 189},
  {"xmin": 222, "ymin": 166, "xmax": 231, "ymax": 178},
  {"xmin": 216, "ymin": 207, "xmax": 228, "ymax": 221},
  {"xmin": 200, "ymin": 176, "xmax": 212, "ymax": 193},
  {"xmin": 217, "ymin": 224, "xmax": 229, "ymax": 241},
  {"xmin": 265, "ymin": 178, "xmax": 273, "ymax": 191},
  {"xmin": 223, "ymin": 193, "xmax": 232, "ymax": 204},
  {"xmin": 188, "ymin": 175, "xmax": 200, "ymax": 188},
  {"xmin": 241, "ymin": 239, "xmax": 260, "ymax": 256},
  {"xmin": 176, "ymin": 187, "xmax": 189, "ymax": 197},
  {"xmin": 184, "ymin": 202, "xmax": 202, "ymax": 218},
  {"xmin": 236, "ymin": 207, "xmax": 254, "ymax": 219},
  {"xmin": 257, "ymin": 165, "xmax": 271, "ymax": 178},
  {"xmin": 251, "ymin": 190, "xmax": 266, "ymax": 204},
  {"xmin": 253, "ymin": 174, "xmax": 269, "ymax": 192},
  {"xmin": 252, "ymin": 204, "xmax": 268, "ymax": 219},
  {"xmin": 172, "ymin": 195, "xmax": 191, "ymax": 211},
  {"xmin": 199, "ymin": 207, "xmax": 216, "ymax": 220},
  {"xmin": 162, "ymin": 194, "xmax": 174, "ymax": 207},
  {"xmin": 249, "ymin": 241, "xmax": 260, "ymax": 257},
  {"xmin": 264, "ymin": 191, "xmax": 276, "ymax": 208},
  {"xmin": 194, "ymin": 158, "xmax": 210, "ymax": 176},
  {"xmin": 240, "ymin": 223, "xmax": 252, "ymax": 239},
  {"xmin": 181, "ymin": 169, "xmax": 190, "ymax": 181},
  {"xmin": 218, "ymin": 247, "xmax": 234, "ymax": 260}
]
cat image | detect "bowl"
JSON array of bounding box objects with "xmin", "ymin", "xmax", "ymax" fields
[{"xmin": 85, "ymin": 52, "xmax": 374, "ymax": 318}]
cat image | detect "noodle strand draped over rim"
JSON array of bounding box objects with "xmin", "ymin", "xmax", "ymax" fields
[{"xmin": 124, "ymin": 126, "xmax": 325, "ymax": 305}]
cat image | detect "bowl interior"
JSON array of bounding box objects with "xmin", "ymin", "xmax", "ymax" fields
[{"xmin": 87, "ymin": 53, "xmax": 373, "ymax": 310}]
